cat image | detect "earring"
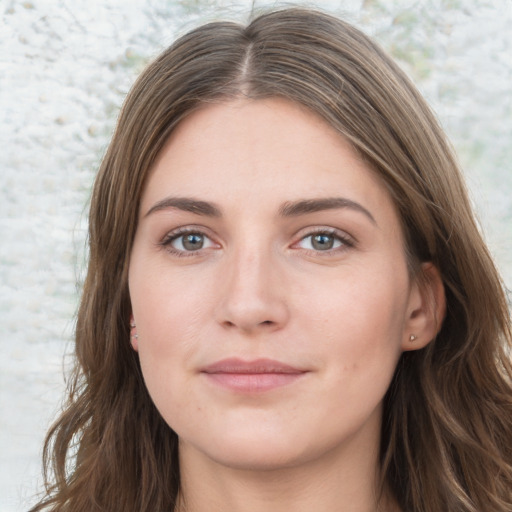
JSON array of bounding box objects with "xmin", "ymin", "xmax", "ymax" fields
[
  {"xmin": 129, "ymin": 315, "xmax": 138, "ymax": 340},
  {"xmin": 409, "ymin": 334, "xmax": 417, "ymax": 342}
]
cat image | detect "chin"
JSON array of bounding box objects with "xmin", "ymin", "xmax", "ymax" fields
[
  {"xmin": 181, "ymin": 429, "xmax": 315, "ymax": 472},
  {"xmin": 206, "ymin": 446, "xmax": 306, "ymax": 472}
]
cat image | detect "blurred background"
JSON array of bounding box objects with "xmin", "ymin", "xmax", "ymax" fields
[{"xmin": 1, "ymin": 0, "xmax": 511, "ymax": 510}]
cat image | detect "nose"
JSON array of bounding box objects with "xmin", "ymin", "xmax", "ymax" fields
[{"xmin": 214, "ymin": 247, "xmax": 290, "ymax": 334}]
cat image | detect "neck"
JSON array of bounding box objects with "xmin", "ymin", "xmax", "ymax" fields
[{"xmin": 176, "ymin": 435, "xmax": 398, "ymax": 512}]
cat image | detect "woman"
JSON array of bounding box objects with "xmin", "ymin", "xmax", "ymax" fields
[{"xmin": 31, "ymin": 7, "xmax": 512, "ymax": 512}]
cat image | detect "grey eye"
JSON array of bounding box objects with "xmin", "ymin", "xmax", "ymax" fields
[
  {"xmin": 311, "ymin": 234, "xmax": 335, "ymax": 250},
  {"xmin": 181, "ymin": 233, "xmax": 205, "ymax": 251},
  {"xmin": 297, "ymin": 232, "xmax": 343, "ymax": 251},
  {"xmin": 170, "ymin": 232, "xmax": 215, "ymax": 252}
]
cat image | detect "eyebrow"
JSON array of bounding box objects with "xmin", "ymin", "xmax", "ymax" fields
[
  {"xmin": 279, "ymin": 197, "xmax": 377, "ymax": 225},
  {"xmin": 145, "ymin": 196, "xmax": 376, "ymax": 225},
  {"xmin": 145, "ymin": 197, "xmax": 222, "ymax": 218}
]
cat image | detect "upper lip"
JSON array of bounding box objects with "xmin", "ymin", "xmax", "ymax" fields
[{"xmin": 201, "ymin": 358, "xmax": 307, "ymax": 374}]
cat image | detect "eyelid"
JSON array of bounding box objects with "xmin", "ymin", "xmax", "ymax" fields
[
  {"xmin": 158, "ymin": 224, "xmax": 355, "ymax": 257},
  {"xmin": 159, "ymin": 225, "xmax": 221, "ymax": 256},
  {"xmin": 290, "ymin": 226, "xmax": 356, "ymax": 253}
]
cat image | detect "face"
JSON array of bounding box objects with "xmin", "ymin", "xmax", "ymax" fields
[{"xmin": 129, "ymin": 98, "xmax": 424, "ymax": 472}]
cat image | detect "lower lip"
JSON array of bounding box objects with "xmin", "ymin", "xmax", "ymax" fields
[{"xmin": 203, "ymin": 372, "xmax": 306, "ymax": 392}]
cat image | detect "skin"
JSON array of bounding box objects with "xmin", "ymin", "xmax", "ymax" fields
[{"xmin": 128, "ymin": 98, "xmax": 444, "ymax": 512}]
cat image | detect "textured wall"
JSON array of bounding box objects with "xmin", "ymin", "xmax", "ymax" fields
[{"xmin": 1, "ymin": 0, "xmax": 510, "ymax": 510}]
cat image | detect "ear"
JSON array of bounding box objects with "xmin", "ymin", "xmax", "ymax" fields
[
  {"xmin": 402, "ymin": 262, "xmax": 446, "ymax": 352},
  {"xmin": 129, "ymin": 313, "xmax": 139, "ymax": 352}
]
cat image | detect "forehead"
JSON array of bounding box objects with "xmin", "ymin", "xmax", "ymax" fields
[{"xmin": 142, "ymin": 97, "xmax": 396, "ymax": 222}]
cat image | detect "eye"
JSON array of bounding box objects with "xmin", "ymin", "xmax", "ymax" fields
[
  {"xmin": 295, "ymin": 230, "xmax": 353, "ymax": 252},
  {"xmin": 163, "ymin": 230, "xmax": 217, "ymax": 254}
]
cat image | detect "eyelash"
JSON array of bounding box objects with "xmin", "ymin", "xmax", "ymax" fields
[
  {"xmin": 159, "ymin": 227, "xmax": 355, "ymax": 257},
  {"xmin": 160, "ymin": 227, "xmax": 218, "ymax": 258},
  {"xmin": 292, "ymin": 228, "xmax": 355, "ymax": 256}
]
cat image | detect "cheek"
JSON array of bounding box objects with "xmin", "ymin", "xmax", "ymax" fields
[
  {"xmin": 134, "ymin": 295, "xmax": 206, "ymax": 377},
  {"xmin": 134, "ymin": 310, "xmax": 199, "ymax": 429},
  {"xmin": 296, "ymin": 264, "xmax": 409, "ymax": 341},
  {"xmin": 129, "ymin": 261, "xmax": 215, "ymax": 406},
  {"xmin": 130, "ymin": 258, "xmax": 213, "ymax": 341},
  {"xmin": 292, "ymin": 265, "xmax": 408, "ymax": 387}
]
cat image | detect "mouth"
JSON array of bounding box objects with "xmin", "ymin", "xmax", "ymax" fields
[{"xmin": 200, "ymin": 358, "xmax": 309, "ymax": 393}]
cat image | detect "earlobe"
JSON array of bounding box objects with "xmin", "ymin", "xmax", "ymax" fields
[
  {"xmin": 129, "ymin": 314, "xmax": 139, "ymax": 352},
  {"xmin": 402, "ymin": 262, "xmax": 446, "ymax": 352}
]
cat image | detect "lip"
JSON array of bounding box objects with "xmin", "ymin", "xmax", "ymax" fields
[{"xmin": 201, "ymin": 358, "xmax": 309, "ymax": 393}]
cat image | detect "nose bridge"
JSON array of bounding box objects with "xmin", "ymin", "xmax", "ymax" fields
[
  {"xmin": 216, "ymin": 238, "xmax": 288, "ymax": 332},
  {"xmin": 232, "ymin": 242, "xmax": 269, "ymax": 293}
]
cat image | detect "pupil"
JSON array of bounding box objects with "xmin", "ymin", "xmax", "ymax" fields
[
  {"xmin": 183, "ymin": 234, "xmax": 204, "ymax": 250},
  {"xmin": 312, "ymin": 234, "xmax": 334, "ymax": 250}
]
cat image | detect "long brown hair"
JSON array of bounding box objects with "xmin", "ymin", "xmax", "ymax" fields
[{"xmin": 31, "ymin": 8, "xmax": 512, "ymax": 511}]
